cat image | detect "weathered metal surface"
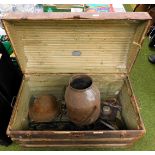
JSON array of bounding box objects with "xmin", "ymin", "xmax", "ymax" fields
[
  {"xmin": 8, "ymin": 130, "xmax": 145, "ymax": 139},
  {"xmin": 10, "ymin": 130, "xmax": 143, "ymax": 148},
  {"xmin": 21, "ymin": 143, "xmax": 132, "ymax": 148},
  {"xmin": 1, "ymin": 12, "xmax": 151, "ymax": 20},
  {"xmin": 17, "ymin": 139, "xmax": 134, "ymax": 145},
  {"xmin": 7, "ymin": 131, "xmax": 144, "ymax": 148}
]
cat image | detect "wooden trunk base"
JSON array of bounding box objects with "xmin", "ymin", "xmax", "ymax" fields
[{"xmin": 20, "ymin": 143, "xmax": 133, "ymax": 148}]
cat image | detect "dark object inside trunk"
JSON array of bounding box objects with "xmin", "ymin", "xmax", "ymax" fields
[{"xmin": 0, "ymin": 42, "xmax": 22, "ymax": 146}]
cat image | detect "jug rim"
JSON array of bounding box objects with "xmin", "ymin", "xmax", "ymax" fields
[{"xmin": 68, "ymin": 74, "xmax": 93, "ymax": 92}]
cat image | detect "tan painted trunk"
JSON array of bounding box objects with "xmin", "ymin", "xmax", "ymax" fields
[{"xmin": 1, "ymin": 12, "xmax": 151, "ymax": 148}]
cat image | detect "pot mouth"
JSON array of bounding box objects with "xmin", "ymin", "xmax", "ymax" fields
[{"xmin": 69, "ymin": 75, "xmax": 93, "ymax": 91}]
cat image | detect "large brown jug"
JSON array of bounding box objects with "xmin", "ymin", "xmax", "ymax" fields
[{"xmin": 65, "ymin": 75, "xmax": 100, "ymax": 126}]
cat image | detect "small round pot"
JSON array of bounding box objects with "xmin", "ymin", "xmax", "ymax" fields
[
  {"xmin": 29, "ymin": 95, "xmax": 59, "ymax": 123},
  {"xmin": 65, "ymin": 75, "xmax": 101, "ymax": 126}
]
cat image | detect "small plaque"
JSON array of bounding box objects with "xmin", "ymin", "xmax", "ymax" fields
[{"xmin": 72, "ymin": 51, "xmax": 81, "ymax": 56}]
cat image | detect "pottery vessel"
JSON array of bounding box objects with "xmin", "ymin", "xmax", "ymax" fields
[
  {"xmin": 65, "ymin": 75, "xmax": 100, "ymax": 126},
  {"xmin": 29, "ymin": 95, "xmax": 59, "ymax": 122}
]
